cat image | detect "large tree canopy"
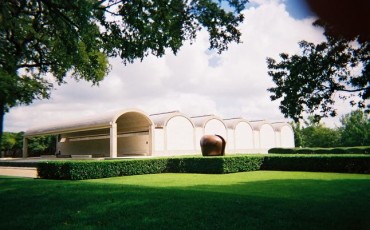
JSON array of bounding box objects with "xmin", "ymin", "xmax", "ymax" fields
[
  {"xmin": 0, "ymin": 0, "xmax": 248, "ymax": 147},
  {"xmin": 266, "ymin": 22, "xmax": 369, "ymax": 122}
]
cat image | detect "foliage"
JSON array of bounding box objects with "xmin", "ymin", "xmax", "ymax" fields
[
  {"xmin": 0, "ymin": 132, "xmax": 23, "ymax": 157},
  {"xmin": 36, "ymin": 154, "xmax": 370, "ymax": 180},
  {"xmin": 0, "ymin": 132, "xmax": 56, "ymax": 157},
  {"xmin": 291, "ymin": 116, "xmax": 341, "ymax": 148},
  {"xmin": 268, "ymin": 146, "xmax": 370, "ymax": 155},
  {"xmin": 290, "ymin": 110, "xmax": 370, "ymax": 148},
  {"xmin": 0, "ymin": 0, "xmax": 248, "ymax": 146},
  {"xmin": 37, "ymin": 156, "xmax": 264, "ymax": 180},
  {"xmin": 261, "ymin": 154, "xmax": 370, "ymax": 174},
  {"xmin": 301, "ymin": 124, "xmax": 340, "ymax": 148},
  {"xmin": 27, "ymin": 135, "xmax": 57, "ymax": 156},
  {"xmin": 266, "ymin": 21, "xmax": 370, "ymax": 122},
  {"xmin": 339, "ymin": 110, "xmax": 370, "ymax": 146},
  {"xmin": 291, "ymin": 122, "xmax": 303, "ymax": 147}
]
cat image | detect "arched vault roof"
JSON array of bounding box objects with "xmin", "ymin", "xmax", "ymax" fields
[
  {"xmin": 271, "ymin": 122, "xmax": 293, "ymax": 132},
  {"xmin": 223, "ymin": 117, "xmax": 251, "ymax": 129},
  {"xmin": 190, "ymin": 114, "xmax": 226, "ymax": 128},
  {"xmin": 149, "ymin": 111, "xmax": 194, "ymax": 128},
  {"xmin": 25, "ymin": 108, "xmax": 152, "ymax": 137},
  {"xmin": 248, "ymin": 120, "xmax": 270, "ymax": 131}
]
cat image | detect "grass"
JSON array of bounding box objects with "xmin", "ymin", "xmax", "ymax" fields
[{"xmin": 1, "ymin": 171, "xmax": 370, "ymax": 230}]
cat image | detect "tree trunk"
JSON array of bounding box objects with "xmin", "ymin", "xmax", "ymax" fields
[{"xmin": 0, "ymin": 100, "xmax": 4, "ymax": 158}]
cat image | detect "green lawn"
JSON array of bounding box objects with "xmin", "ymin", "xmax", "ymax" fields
[{"xmin": 1, "ymin": 171, "xmax": 370, "ymax": 230}]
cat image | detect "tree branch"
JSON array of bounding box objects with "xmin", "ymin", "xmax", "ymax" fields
[{"xmin": 17, "ymin": 62, "xmax": 55, "ymax": 68}]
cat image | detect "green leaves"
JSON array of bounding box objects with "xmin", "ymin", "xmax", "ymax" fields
[
  {"xmin": 0, "ymin": 0, "xmax": 247, "ymax": 110},
  {"xmin": 340, "ymin": 110, "xmax": 370, "ymax": 146},
  {"xmin": 267, "ymin": 22, "xmax": 369, "ymax": 122}
]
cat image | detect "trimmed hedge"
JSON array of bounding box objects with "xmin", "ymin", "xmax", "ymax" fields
[
  {"xmin": 37, "ymin": 156, "xmax": 265, "ymax": 180},
  {"xmin": 36, "ymin": 154, "xmax": 370, "ymax": 180},
  {"xmin": 261, "ymin": 154, "xmax": 370, "ymax": 174},
  {"xmin": 38, "ymin": 159, "xmax": 168, "ymax": 180},
  {"xmin": 268, "ymin": 146, "xmax": 370, "ymax": 154}
]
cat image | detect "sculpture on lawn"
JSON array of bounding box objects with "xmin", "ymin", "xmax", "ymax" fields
[{"xmin": 200, "ymin": 135, "xmax": 226, "ymax": 156}]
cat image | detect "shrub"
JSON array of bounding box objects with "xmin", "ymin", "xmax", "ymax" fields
[
  {"xmin": 268, "ymin": 148, "xmax": 296, "ymax": 154},
  {"xmin": 36, "ymin": 154, "xmax": 370, "ymax": 180},
  {"xmin": 37, "ymin": 156, "xmax": 264, "ymax": 180},
  {"xmin": 221, "ymin": 155, "xmax": 264, "ymax": 173},
  {"xmin": 38, "ymin": 159, "xmax": 169, "ymax": 180},
  {"xmin": 268, "ymin": 146, "xmax": 370, "ymax": 154},
  {"xmin": 261, "ymin": 154, "xmax": 370, "ymax": 174}
]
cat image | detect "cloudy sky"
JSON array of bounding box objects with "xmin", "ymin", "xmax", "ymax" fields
[{"xmin": 5, "ymin": 0, "xmax": 353, "ymax": 132}]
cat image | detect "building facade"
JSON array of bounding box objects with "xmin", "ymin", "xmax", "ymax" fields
[{"xmin": 23, "ymin": 108, "xmax": 295, "ymax": 158}]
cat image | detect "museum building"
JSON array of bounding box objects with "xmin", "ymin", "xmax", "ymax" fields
[{"xmin": 23, "ymin": 108, "xmax": 294, "ymax": 158}]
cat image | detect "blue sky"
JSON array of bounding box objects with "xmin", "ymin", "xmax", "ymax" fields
[
  {"xmin": 5, "ymin": 0, "xmax": 352, "ymax": 132},
  {"xmin": 284, "ymin": 0, "xmax": 314, "ymax": 19}
]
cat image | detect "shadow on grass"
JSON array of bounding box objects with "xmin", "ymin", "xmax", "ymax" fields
[{"xmin": 0, "ymin": 175, "xmax": 369, "ymax": 230}]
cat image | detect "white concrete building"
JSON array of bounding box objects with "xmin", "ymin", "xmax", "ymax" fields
[
  {"xmin": 24, "ymin": 109, "xmax": 153, "ymax": 158},
  {"xmin": 190, "ymin": 115, "xmax": 228, "ymax": 151},
  {"xmin": 150, "ymin": 111, "xmax": 196, "ymax": 156},
  {"xmin": 224, "ymin": 118, "xmax": 255, "ymax": 153},
  {"xmin": 23, "ymin": 108, "xmax": 295, "ymax": 158},
  {"xmin": 249, "ymin": 120, "xmax": 277, "ymax": 152},
  {"xmin": 271, "ymin": 122, "xmax": 295, "ymax": 148}
]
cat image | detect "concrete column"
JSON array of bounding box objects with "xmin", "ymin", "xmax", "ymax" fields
[
  {"xmin": 23, "ymin": 137, "xmax": 29, "ymax": 158},
  {"xmin": 110, "ymin": 123, "xmax": 117, "ymax": 158}
]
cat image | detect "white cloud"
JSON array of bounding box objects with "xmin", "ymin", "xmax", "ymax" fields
[{"xmin": 5, "ymin": 1, "xmax": 343, "ymax": 132}]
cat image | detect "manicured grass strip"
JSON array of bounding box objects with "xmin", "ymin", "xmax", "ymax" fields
[{"xmin": 1, "ymin": 171, "xmax": 369, "ymax": 230}]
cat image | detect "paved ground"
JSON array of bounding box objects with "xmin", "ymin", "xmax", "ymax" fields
[
  {"xmin": 0, "ymin": 157, "xmax": 53, "ymax": 178},
  {"xmin": 0, "ymin": 167, "xmax": 37, "ymax": 178}
]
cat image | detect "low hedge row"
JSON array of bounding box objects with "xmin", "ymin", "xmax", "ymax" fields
[
  {"xmin": 261, "ymin": 154, "xmax": 370, "ymax": 174},
  {"xmin": 268, "ymin": 147, "xmax": 370, "ymax": 154},
  {"xmin": 37, "ymin": 156, "xmax": 265, "ymax": 180},
  {"xmin": 37, "ymin": 154, "xmax": 370, "ymax": 180}
]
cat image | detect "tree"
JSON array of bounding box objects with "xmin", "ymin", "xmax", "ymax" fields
[
  {"xmin": 291, "ymin": 122, "xmax": 303, "ymax": 147},
  {"xmin": 0, "ymin": 131, "xmax": 23, "ymax": 157},
  {"xmin": 0, "ymin": 0, "xmax": 248, "ymax": 149},
  {"xmin": 28, "ymin": 135, "xmax": 56, "ymax": 156},
  {"xmin": 266, "ymin": 21, "xmax": 369, "ymax": 122},
  {"xmin": 339, "ymin": 110, "xmax": 370, "ymax": 146},
  {"xmin": 298, "ymin": 116, "xmax": 340, "ymax": 148}
]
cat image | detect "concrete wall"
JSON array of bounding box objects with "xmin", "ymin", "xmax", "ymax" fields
[
  {"xmin": 204, "ymin": 119, "xmax": 227, "ymax": 138},
  {"xmin": 117, "ymin": 133, "xmax": 149, "ymax": 156},
  {"xmin": 166, "ymin": 116, "xmax": 195, "ymax": 152},
  {"xmin": 280, "ymin": 126, "xmax": 295, "ymax": 148},
  {"xmin": 234, "ymin": 122, "xmax": 254, "ymax": 151},
  {"xmin": 259, "ymin": 124, "xmax": 276, "ymax": 151},
  {"xmin": 58, "ymin": 129, "xmax": 110, "ymax": 156},
  {"xmin": 58, "ymin": 138, "xmax": 110, "ymax": 156}
]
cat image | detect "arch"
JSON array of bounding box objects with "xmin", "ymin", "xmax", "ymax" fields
[
  {"xmin": 259, "ymin": 123, "xmax": 275, "ymax": 150},
  {"xmin": 166, "ymin": 115, "xmax": 195, "ymax": 152},
  {"xmin": 271, "ymin": 122, "xmax": 295, "ymax": 148},
  {"xmin": 191, "ymin": 115, "xmax": 227, "ymax": 150},
  {"xmin": 234, "ymin": 121, "xmax": 254, "ymax": 150},
  {"xmin": 204, "ymin": 118, "xmax": 227, "ymax": 138},
  {"xmin": 224, "ymin": 118, "xmax": 254, "ymax": 153},
  {"xmin": 280, "ymin": 125, "xmax": 295, "ymax": 148},
  {"xmin": 115, "ymin": 110, "xmax": 153, "ymax": 156},
  {"xmin": 150, "ymin": 111, "xmax": 195, "ymax": 155}
]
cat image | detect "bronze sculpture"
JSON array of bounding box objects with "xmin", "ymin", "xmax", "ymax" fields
[{"xmin": 200, "ymin": 135, "xmax": 226, "ymax": 156}]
